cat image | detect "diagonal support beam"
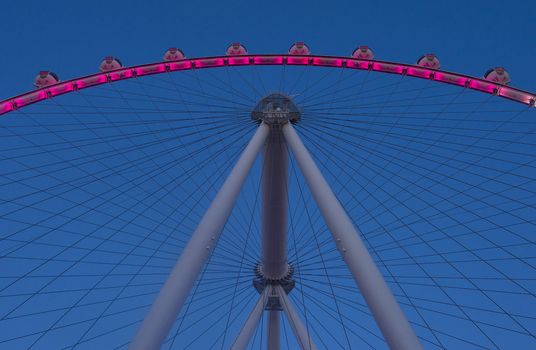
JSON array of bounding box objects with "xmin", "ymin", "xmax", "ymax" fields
[
  {"xmin": 130, "ymin": 123, "xmax": 270, "ymax": 350},
  {"xmin": 282, "ymin": 123, "xmax": 422, "ymax": 350},
  {"xmin": 231, "ymin": 287, "xmax": 270, "ymax": 350},
  {"xmin": 276, "ymin": 285, "xmax": 318, "ymax": 350}
]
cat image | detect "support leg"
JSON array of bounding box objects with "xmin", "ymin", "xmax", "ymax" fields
[
  {"xmin": 262, "ymin": 127, "xmax": 289, "ymax": 280},
  {"xmin": 231, "ymin": 287, "xmax": 270, "ymax": 350},
  {"xmin": 276, "ymin": 285, "xmax": 318, "ymax": 350},
  {"xmin": 262, "ymin": 127, "xmax": 288, "ymax": 349},
  {"xmin": 267, "ymin": 310, "xmax": 280, "ymax": 350},
  {"xmin": 130, "ymin": 123, "xmax": 270, "ymax": 350},
  {"xmin": 282, "ymin": 123, "xmax": 422, "ymax": 350}
]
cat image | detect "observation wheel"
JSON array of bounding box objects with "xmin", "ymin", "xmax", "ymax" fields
[{"xmin": 0, "ymin": 44, "xmax": 535, "ymax": 350}]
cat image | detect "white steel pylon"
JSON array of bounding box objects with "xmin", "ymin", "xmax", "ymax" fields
[
  {"xmin": 276, "ymin": 284, "xmax": 318, "ymax": 350},
  {"xmin": 231, "ymin": 287, "xmax": 271, "ymax": 350},
  {"xmin": 130, "ymin": 94, "xmax": 422, "ymax": 350},
  {"xmin": 282, "ymin": 122, "xmax": 422, "ymax": 350},
  {"xmin": 129, "ymin": 123, "xmax": 270, "ymax": 350}
]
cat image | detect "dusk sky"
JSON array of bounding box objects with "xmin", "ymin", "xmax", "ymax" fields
[{"xmin": 1, "ymin": 1, "xmax": 535, "ymax": 349}]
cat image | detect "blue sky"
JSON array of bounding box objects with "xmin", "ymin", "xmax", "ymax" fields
[
  {"xmin": 1, "ymin": 0, "xmax": 535, "ymax": 99},
  {"xmin": 1, "ymin": 1, "xmax": 535, "ymax": 349}
]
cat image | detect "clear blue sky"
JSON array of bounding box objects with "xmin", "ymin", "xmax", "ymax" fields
[
  {"xmin": 1, "ymin": 1, "xmax": 535, "ymax": 349},
  {"xmin": 1, "ymin": 0, "xmax": 535, "ymax": 99}
]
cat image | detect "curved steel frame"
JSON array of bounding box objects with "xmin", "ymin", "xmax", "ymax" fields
[{"xmin": 1, "ymin": 54, "xmax": 535, "ymax": 116}]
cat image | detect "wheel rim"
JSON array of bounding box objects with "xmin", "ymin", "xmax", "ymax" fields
[{"xmin": 0, "ymin": 59, "xmax": 535, "ymax": 349}]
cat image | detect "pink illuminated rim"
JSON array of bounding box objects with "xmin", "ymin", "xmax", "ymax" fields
[{"xmin": 1, "ymin": 54, "xmax": 535, "ymax": 116}]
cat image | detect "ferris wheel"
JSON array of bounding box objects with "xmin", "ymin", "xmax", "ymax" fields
[{"xmin": 0, "ymin": 42, "xmax": 535, "ymax": 350}]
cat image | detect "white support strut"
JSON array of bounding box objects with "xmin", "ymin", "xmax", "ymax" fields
[
  {"xmin": 282, "ymin": 123, "xmax": 422, "ymax": 350},
  {"xmin": 276, "ymin": 285, "xmax": 318, "ymax": 350},
  {"xmin": 129, "ymin": 123, "xmax": 270, "ymax": 350},
  {"xmin": 231, "ymin": 287, "xmax": 270, "ymax": 350}
]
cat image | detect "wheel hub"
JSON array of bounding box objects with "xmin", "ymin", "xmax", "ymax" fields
[
  {"xmin": 251, "ymin": 93, "xmax": 301, "ymax": 125},
  {"xmin": 253, "ymin": 263, "xmax": 295, "ymax": 310}
]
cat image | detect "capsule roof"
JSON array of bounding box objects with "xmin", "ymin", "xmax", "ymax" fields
[
  {"xmin": 164, "ymin": 48, "xmax": 185, "ymax": 61},
  {"xmin": 34, "ymin": 71, "xmax": 59, "ymax": 89},
  {"xmin": 289, "ymin": 42, "xmax": 310, "ymax": 55},
  {"xmin": 417, "ymin": 54, "xmax": 441, "ymax": 69},
  {"xmin": 99, "ymin": 56, "xmax": 123, "ymax": 72},
  {"xmin": 226, "ymin": 43, "xmax": 247, "ymax": 55},
  {"xmin": 484, "ymin": 67, "xmax": 511, "ymax": 85},
  {"xmin": 352, "ymin": 46, "xmax": 374, "ymax": 59}
]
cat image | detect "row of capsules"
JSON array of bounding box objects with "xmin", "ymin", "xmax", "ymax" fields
[{"xmin": 34, "ymin": 42, "xmax": 511, "ymax": 88}]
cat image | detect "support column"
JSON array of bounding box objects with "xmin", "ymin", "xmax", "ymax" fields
[
  {"xmin": 262, "ymin": 126, "xmax": 288, "ymax": 349},
  {"xmin": 231, "ymin": 287, "xmax": 270, "ymax": 350},
  {"xmin": 130, "ymin": 123, "xmax": 270, "ymax": 350},
  {"xmin": 262, "ymin": 126, "xmax": 289, "ymax": 280},
  {"xmin": 282, "ymin": 123, "xmax": 422, "ymax": 350},
  {"xmin": 276, "ymin": 285, "xmax": 318, "ymax": 350},
  {"xmin": 267, "ymin": 310, "xmax": 280, "ymax": 350}
]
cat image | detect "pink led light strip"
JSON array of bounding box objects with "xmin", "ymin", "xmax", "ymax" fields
[{"xmin": 1, "ymin": 54, "xmax": 535, "ymax": 115}]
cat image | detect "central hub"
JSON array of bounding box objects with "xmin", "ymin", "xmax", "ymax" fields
[
  {"xmin": 251, "ymin": 93, "xmax": 301, "ymax": 125},
  {"xmin": 253, "ymin": 263, "xmax": 295, "ymax": 310}
]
